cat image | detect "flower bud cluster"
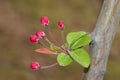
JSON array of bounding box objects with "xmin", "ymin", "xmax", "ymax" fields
[
  {"xmin": 29, "ymin": 30, "xmax": 46, "ymax": 44},
  {"xmin": 29, "ymin": 16, "xmax": 65, "ymax": 70}
]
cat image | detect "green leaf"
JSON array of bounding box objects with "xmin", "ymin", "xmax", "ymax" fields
[
  {"xmin": 50, "ymin": 45, "xmax": 60, "ymax": 51},
  {"xmin": 66, "ymin": 31, "xmax": 87, "ymax": 45},
  {"xmin": 71, "ymin": 35, "xmax": 92, "ymax": 49},
  {"xmin": 61, "ymin": 43, "xmax": 69, "ymax": 48},
  {"xmin": 69, "ymin": 48, "xmax": 90, "ymax": 68},
  {"xmin": 57, "ymin": 53, "xmax": 73, "ymax": 66}
]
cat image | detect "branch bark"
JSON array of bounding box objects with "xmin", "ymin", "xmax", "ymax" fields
[{"xmin": 82, "ymin": 0, "xmax": 120, "ymax": 80}]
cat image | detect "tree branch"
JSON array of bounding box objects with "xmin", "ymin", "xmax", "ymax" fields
[{"xmin": 82, "ymin": 0, "xmax": 120, "ymax": 80}]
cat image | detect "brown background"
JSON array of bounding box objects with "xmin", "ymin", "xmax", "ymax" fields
[{"xmin": 0, "ymin": 0, "xmax": 120, "ymax": 80}]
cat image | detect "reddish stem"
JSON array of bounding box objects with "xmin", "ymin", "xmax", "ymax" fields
[{"xmin": 40, "ymin": 63, "xmax": 58, "ymax": 69}]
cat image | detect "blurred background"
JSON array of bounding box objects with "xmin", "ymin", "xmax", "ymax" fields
[{"xmin": 0, "ymin": 0, "xmax": 120, "ymax": 80}]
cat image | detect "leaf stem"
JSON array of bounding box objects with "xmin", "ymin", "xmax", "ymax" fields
[
  {"xmin": 61, "ymin": 30, "xmax": 66, "ymax": 48},
  {"xmin": 38, "ymin": 40, "xmax": 50, "ymax": 49},
  {"xmin": 40, "ymin": 63, "xmax": 58, "ymax": 69},
  {"xmin": 46, "ymin": 26, "xmax": 58, "ymax": 46}
]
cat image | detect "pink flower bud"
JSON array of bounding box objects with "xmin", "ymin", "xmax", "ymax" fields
[
  {"xmin": 36, "ymin": 30, "xmax": 46, "ymax": 38},
  {"xmin": 30, "ymin": 62, "xmax": 40, "ymax": 70},
  {"xmin": 29, "ymin": 34, "xmax": 39, "ymax": 43},
  {"xmin": 40, "ymin": 16, "xmax": 49, "ymax": 26},
  {"xmin": 58, "ymin": 21, "xmax": 64, "ymax": 30}
]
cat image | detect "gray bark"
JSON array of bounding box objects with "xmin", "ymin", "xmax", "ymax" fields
[{"xmin": 82, "ymin": 0, "xmax": 120, "ymax": 80}]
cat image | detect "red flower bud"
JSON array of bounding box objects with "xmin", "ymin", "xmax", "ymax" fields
[
  {"xmin": 30, "ymin": 62, "xmax": 40, "ymax": 70},
  {"xmin": 29, "ymin": 34, "xmax": 39, "ymax": 43},
  {"xmin": 40, "ymin": 16, "xmax": 49, "ymax": 26},
  {"xmin": 36, "ymin": 30, "xmax": 46, "ymax": 38},
  {"xmin": 58, "ymin": 21, "xmax": 64, "ymax": 30}
]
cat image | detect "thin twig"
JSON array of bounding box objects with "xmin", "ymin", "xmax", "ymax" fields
[{"xmin": 40, "ymin": 63, "xmax": 58, "ymax": 69}]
